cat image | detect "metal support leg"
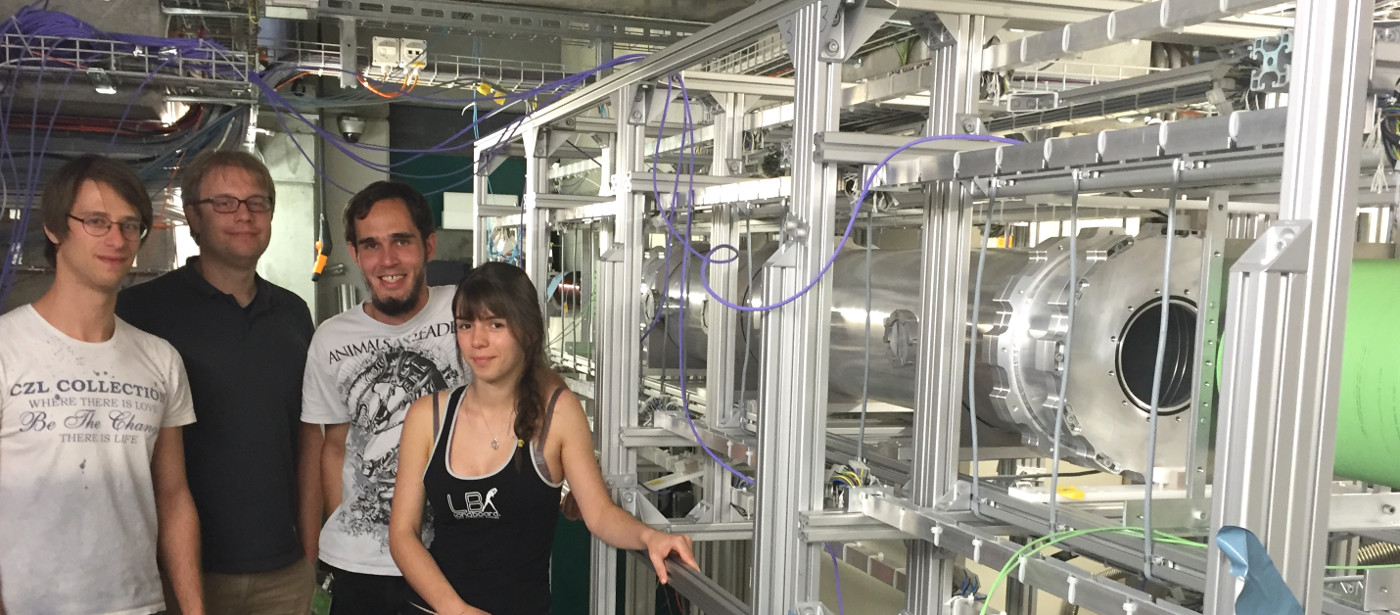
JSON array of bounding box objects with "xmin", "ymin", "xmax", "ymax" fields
[
  {"xmin": 906, "ymin": 13, "xmax": 990, "ymax": 614},
  {"xmin": 521, "ymin": 128, "xmax": 553, "ymax": 307},
  {"xmin": 1183, "ymin": 189, "xmax": 1229, "ymax": 526},
  {"xmin": 752, "ymin": 2, "xmax": 840, "ymax": 613},
  {"xmin": 706, "ymin": 92, "xmax": 746, "ymax": 431},
  {"xmin": 471, "ymin": 145, "xmax": 490, "ymax": 267},
  {"xmin": 593, "ymin": 89, "xmax": 646, "ymax": 615},
  {"xmin": 700, "ymin": 93, "xmax": 746, "ymax": 573},
  {"xmin": 1204, "ymin": 0, "xmax": 1370, "ymax": 613}
]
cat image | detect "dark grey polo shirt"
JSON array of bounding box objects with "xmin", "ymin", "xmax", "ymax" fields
[{"xmin": 117, "ymin": 260, "xmax": 314, "ymax": 575}]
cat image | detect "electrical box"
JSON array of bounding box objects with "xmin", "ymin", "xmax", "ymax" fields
[
  {"xmin": 371, "ymin": 37, "xmax": 400, "ymax": 71},
  {"xmin": 401, "ymin": 38, "xmax": 428, "ymax": 69}
]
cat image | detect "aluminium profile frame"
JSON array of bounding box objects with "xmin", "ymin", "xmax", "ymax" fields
[{"xmin": 470, "ymin": 0, "xmax": 1363, "ymax": 611}]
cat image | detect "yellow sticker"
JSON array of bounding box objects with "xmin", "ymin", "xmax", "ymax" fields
[{"xmin": 1056, "ymin": 485, "xmax": 1086, "ymax": 501}]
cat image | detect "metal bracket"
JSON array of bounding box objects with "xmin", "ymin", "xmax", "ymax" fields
[
  {"xmin": 600, "ymin": 243, "xmax": 625, "ymax": 263},
  {"xmin": 1234, "ymin": 220, "xmax": 1312, "ymax": 274},
  {"xmin": 686, "ymin": 499, "xmax": 717, "ymax": 524},
  {"xmin": 792, "ymin": 603, "xmax": 836, "ymax": 615},
  {"xmin": 911, "ymin": 12, "xmax": 955, "ymax": 51},
  {"xmin": 818, "ymin": 0, "xmax": 897, "ymax": 63},
  {"xmin": 612, "ymin": 173, "xmax": 633, "ymax": 194},
  {"xmin": 603, "ymin": 473, "xmax": 638, "ymax": 490},
  {"xmin": 937, "ymin": 480, "xmax": 974, "ymax": 511},
  {"xmin": 767, "ymin": 218, "xmax": 806, "ymax": 269},
  {"xmin": 535, "ymin": 129, "xmax": 575, "ymax": 158},
  {"xmin": 1364, "ymin": 568, "xmax": 1400, "ymax": 611},
  {"xmin": 475, "ymin": 154, "xmax": 508, "ymax": 178},
  {"xmin": 622, "ymin": 488, "xmax": 670, "ymax": 525},
  {"xmin": 337, "ymin": 16, "xmax": 358, "ymax": 89},
  {"xmin": 628, "ymin": 84, "xmax": 655, "ymax": 126},
  {"xmin": 956, "ymin": 113, "xmax": 987, "ymax": 135}
]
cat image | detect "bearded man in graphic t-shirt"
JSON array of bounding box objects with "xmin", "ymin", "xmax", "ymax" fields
[
  {"xmin": 0, "ymin": 155, "xmax": 204, "ymax": 615},
  {"xmin": 301, "ymin": 181, "xmax": 469, "ymax": 615}
]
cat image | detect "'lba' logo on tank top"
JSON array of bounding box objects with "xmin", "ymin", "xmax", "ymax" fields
[{"xmin": 448, "ymin": 487, "xmax": 500, "ymax": 519}]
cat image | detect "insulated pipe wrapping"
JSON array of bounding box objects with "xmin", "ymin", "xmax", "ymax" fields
[{"xmin": 1332, "ymin": 260, "xmax": 1400, "ymax": 488}]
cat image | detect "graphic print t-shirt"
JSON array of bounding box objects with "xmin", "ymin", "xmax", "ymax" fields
[
  {"xmin": 301, "ymin": 286, "xmax": 467, "ymax": 575},
  {"xmin": 0, "ymin": 305, "xmax": 196, "ymax": 615}
]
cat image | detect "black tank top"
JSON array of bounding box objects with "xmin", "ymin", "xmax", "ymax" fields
[{"xmin": 407, "ymin": 385, "xmax": 564, "ymax": 614}]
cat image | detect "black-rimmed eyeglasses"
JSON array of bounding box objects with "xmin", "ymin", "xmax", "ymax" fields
[
  {"xmin": 67, "ymin": 214, "xmax": 150, "ymax": 241},
  {"xmin": 197, "ymin": 195, "xmax": 274, "ymax": 214}
]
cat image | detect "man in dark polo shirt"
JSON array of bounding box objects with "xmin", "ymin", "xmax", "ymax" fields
[{"xmin": 117, "ymin": 150, "xmax": 321, "ymax": 615}]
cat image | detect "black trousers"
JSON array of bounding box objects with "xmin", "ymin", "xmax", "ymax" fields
[{"xmin": 321, "ymin": 562, "xmax": 410, "ymax": 615}]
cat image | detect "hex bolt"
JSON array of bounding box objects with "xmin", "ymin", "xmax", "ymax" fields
[{"xmin": 825, "ymin": 40, "xmax": 840, "ymax": 53}]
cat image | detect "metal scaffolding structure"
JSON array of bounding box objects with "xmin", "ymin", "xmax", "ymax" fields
[{"xmin": 469, "ymin": 0, "xmax": 1394, "ymax": 613}]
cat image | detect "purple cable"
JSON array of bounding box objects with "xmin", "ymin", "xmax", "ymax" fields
[
  {"xmin": 645, "ymin": 76, "xmax": 737, "ymax": 265},
  {"xmin": 0, "ymin": 61, "xmax": 74, "ymax": 305},
  {"xmin": 825, "ymin": 543, "xmax": 846, "ymax": 615},
  {"xmin": 255, "ymin": 69, "xmax": 566, "ymax": 160},
  {"xmin": 639, "ymin": 75, "xmax": 691, "ymax": 342},
  {"xmin": 669, "ymin": 75, "xmax": 754, "ymax": 486},
  {"xmin": 693, "ymin": 131, "xmax": 1022, "ymax": 312},
  {"xmin": 250, "ymin": 54, "xmax": 643, "ymax": 161},
  {"xmin": 250, "ymin": 65, "xmax": 598, "ymax": 180},
  {"xmin": 257, "ymin": 53, "xmax": 642, "ymax": 109}
]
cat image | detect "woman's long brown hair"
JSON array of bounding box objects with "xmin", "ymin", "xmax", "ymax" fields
[{"xmin": 453, "ymin": 262, "xmax": 549, "ymax": 443}]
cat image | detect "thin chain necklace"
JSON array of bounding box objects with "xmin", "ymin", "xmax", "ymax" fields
[{"xmin": 477, "ymin": 407, "xmax": 514, "ymax": 450}]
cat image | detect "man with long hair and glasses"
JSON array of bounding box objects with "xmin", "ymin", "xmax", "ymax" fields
[
  {"xmin": 118, "ymin": 150, "xmax": 320, "ymax": 615},
  {"xmin": 0, "ymin": 155, "xmax": 204, "ymax": 614}
]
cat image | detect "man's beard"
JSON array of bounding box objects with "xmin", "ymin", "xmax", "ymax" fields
[{"xmin": 369, "ymin": 271, "xmax": 425, "ymax": 317}]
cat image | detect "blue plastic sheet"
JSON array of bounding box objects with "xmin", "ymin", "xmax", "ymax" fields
[{"xmin": 1216, "ymin": 525, "xmax": 1304, "ymax": 615}]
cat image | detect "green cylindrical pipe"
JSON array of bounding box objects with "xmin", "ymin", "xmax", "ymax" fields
[{"xmin": 1333, "ymin": 260, "xmax": 1400, "ymax": 487}]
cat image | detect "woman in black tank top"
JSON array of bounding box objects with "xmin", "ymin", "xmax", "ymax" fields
[{"xmin": 388, "ymin": 263, "xmax": 698, "ymax": 615}]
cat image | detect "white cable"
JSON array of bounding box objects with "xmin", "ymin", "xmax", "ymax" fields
[
  {"xmin": 856, "ymin": 206, "xmax": 874, "ymax": 461},
  {"xmin": 1048, "ymin": 170, "xmax": 1081, "ymax": 532},
  {"xmin": 737, "ymin": 216, "xmax": 754, "ymax": 408},
  {"xmin": 966, "ymin": 180, "xmax": 996, "ymax": 514},
  {"xmin": 1142, "ymin": 161, "xmax": 1182, "ymax": 580}
]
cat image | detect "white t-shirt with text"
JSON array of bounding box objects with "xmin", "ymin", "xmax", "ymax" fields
[
  {"xmin": 302, "ymin": 286, "xmax": 468, "ymax": 575},
  {"xmin": 0, "ymin": 305, "xmax": 196, "ymax": 615}
]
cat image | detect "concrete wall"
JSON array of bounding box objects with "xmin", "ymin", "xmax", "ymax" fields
[
  {"xmin": 257, "ymin": 130, "xmax": 319, "ymax": 311},
  {"xmin": 314, "ymin": 109, "xmax": 391, "ymax": 323}
]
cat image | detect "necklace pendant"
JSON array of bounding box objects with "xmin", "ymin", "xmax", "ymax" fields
[{"xmin": 490, "ymin": 438, "xmax": 500, "ymax": 450}]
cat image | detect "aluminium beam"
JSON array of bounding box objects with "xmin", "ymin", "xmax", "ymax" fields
[
  {"xmin": 982, "ymin": 0, "xmax": 1286, "ymax": 71},
  {"xmin": 853, "ymin": 489, "xmax": 1201, "ymax": 615},
  {"xmin": 1204, "ymin": 0, "xmax": 1371, "ymax": 611},
  {"xmin": 815, "ymin": 131, "xmax": 997, "ymax": 165},
  {"xmin": 589, "ymin": 88, "xmax": 645, "ymax": 615},
  {"xmin": 868, "ymin": 107, "xmax": 1291, "ymax": 193},
  {"xmin": 520, "ymin": 0, "xmax": 809, "ymax": 129},
  {"xmin": 751, "ymin": 4, "xmax": 841, "ymax": 611},
  {"xmin": 676, "ymin": 71, "xmax": 796, "ymax": 99},
  {"xmin": 891, "ymin": 0, "xmax": 1288, "ymax": 46},
  {"xmin": 631, "ymin": 552, "xmax": 749, "ymax": 615},
  {"xmin": 906, "ymin": 14, "xmax": 990, "ymax": 613}
]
